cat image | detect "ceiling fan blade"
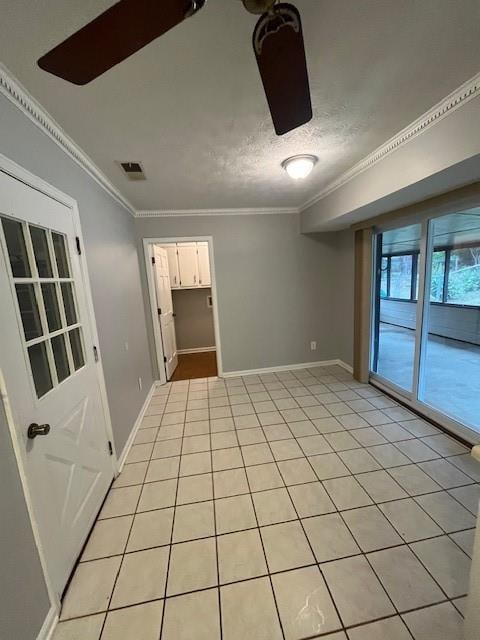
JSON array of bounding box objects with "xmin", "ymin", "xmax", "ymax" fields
[
  {"xmin": 38, "ymin": 0, "xmax": 205, "ymax": 85},
  {"xmin": 253, "ymin": 3, "xmax": 312, "ymax": 135}
]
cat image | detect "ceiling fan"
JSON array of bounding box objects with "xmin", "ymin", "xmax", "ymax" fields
[{"xmin": 37, "ymin": 0, "xmax": 312, "ymax": 136}]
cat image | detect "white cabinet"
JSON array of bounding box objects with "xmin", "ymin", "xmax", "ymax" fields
[
  {"xmin": 165, "ymin": 245, "xmax": 180, "ymax": 288},
  {"xmin": 161, "ymin": 242, "xmax": 211, "ymax": 290},
  {"xmin": 177, "ymin": 243, "xmax": 199, "ymax": 288},
  {"xmin": 197, "ymin": 242, "xmax": 211, "ymax": 286}
]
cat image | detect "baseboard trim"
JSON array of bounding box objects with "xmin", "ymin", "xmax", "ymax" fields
[
  {"xmin": 221, "ymin": 359, "xmax": 353, "ymax": 378},
  {"xmin": 117, "ymin": 382, "xmax": 157, "ymax": 473},
  {"xmin": 177, "ymin": 347, "xmax": 216, "ymax": 354},
  {"xmin": 338, "ymin": 360, "xmax": 354, "ymax": 373},
  {"xmin": 37, "ymin": 605, "xmax": 58, "ymax": 640}
]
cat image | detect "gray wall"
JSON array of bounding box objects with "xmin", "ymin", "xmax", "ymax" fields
[
  {"xmin": 0, "ymin": 93, "xmax": 153, "ymax": 454},
  {"xmin": 135, "ymin": 214, "xmax": 342, "ymax": 375},
  {"xmin": 381, "ymin": 298, "xmax": 480, "ymax": 345},
  {"xmin": 0, "ymin": 403, "xmax": 50, "ymax": 640},
  {"xmin": 0, "ymin": 94, "xmax": 153, "ymax": 638},
  {"xmin": 172, "ymin": 288, "xmax": 215, "ymax": 351},
  {"xmin": 332, "ymin": 229, "xmax": 355, "ymax": 366}
]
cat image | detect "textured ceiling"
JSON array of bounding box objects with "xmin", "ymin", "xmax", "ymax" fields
[{"xmin": 1, "ymin": 0, "xmax": 479, "ymax": 211}]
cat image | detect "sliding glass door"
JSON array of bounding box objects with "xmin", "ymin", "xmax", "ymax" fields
[
  {"xmin": 371, "ymin": 208, "xmax": 480, "ymax": 440},
  {"xmin": 419, "ymin": 211, "xmax": 480, "ymax": 431},
  {"xmin": 371, "ymin": 223, "xmax": 422, "ymax": 393}
]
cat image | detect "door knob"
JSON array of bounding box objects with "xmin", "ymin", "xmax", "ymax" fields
[{"xmin": 27, "ymin": 423, "xmax": 51, "ymax": 439}]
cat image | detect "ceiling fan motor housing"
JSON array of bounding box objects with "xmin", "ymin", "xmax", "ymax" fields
[
  {"xmin": 186, "ymin": 0, "xmax": 207, "ymax": 18},
  {"xmin": 242, "ymin": 0, "xmax": 277, "ymax": 15}
]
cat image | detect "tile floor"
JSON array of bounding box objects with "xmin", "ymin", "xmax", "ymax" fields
[{"xmin": 54, "ymin": 365, "xmax": 479, "ymax": 640}]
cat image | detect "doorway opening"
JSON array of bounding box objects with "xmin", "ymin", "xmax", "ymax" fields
[{"xmin": 144, "ymin": 237, "xmax": 222, "ymax": 383}]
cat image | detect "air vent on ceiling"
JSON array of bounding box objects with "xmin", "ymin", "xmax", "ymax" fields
[{"xmin": 118, "ymin": 161, "xmax": 146, "ymax": 181}]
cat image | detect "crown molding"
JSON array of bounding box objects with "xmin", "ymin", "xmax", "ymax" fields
[
  {"xmin": 300, "ymin": 71, "xmax": 480, "ymax": 212},
  {"xmin": 0, "ymin": 63, "xmax": 136, "ymax": 216},
  {"xmin": 135, "ymin": 207, "xmax": 299, "ymax": 217},
  {"xmin": 2, "ymin": 62, "xmax": 478, "ymax": 221}
]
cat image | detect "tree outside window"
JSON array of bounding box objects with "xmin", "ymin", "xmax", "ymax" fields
[
  {"xmin": 430, "ymin": 251, "xmax": 446, "ymax": 302},
  {"xmin": 447, "ymin": 247, "xmax": 480, "ymax": 305},
  {"xmin": 389, "ymin": 255, "xmax": 412, "ymax": 299}
]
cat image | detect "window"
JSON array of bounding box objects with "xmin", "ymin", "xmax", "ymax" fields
[
  {"xmin": 430, "ymin": 250, "xmax": 446, "ymax": 302},
  {"xmin": 446, "ymin": 247, "xmax": 480, "ymax": 306},
  {"xmin": 380, "ymin": 252, "xmax": 417, "ymax": 301},
  {"xmin": 1, "ymin": 217, "xmax": 85, "ymax": 398},
  {"xmin": 380, "ymin": 245, "xmax": 480, "ymax": 307},
  {"xmin": 380, "ymin": 257, "xmax": 388, "ymax": 298},
  {"xmin": 389, "ymin": 255, "xmax": 413, "ymax": 299}
]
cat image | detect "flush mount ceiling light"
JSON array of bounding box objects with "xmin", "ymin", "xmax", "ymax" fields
[{"xmin": 282, "ymin": 154, "xmax": 318, "ymax": 179}]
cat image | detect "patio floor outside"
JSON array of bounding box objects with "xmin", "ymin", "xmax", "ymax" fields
[{"xmin": 377, "ymin": 324, "xmax": 480, "ymax": 433}]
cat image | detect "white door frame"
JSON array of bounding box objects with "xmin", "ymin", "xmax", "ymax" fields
[
  {"xmin": 143, "ymin": 236, "xmax": 223, "ymax": 383},
  {"xmin": 0, "ymin": 152, "xmax": 117, "ymax": 617}
]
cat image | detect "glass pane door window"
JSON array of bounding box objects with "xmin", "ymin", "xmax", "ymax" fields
[
  {"xmin": 1, "ymin": 216, "xmax": 85, "ymax": 399},
  {"xmin": 371, "ymin": 223, "xmax": 422, "ymax": 392},
  {"xmin": 371, "ymin": 208, "xmax": 480, "ymax": 437},
  {"xmin": 419, "ymin": 211, "xmax": 480, "ymax": 431}
]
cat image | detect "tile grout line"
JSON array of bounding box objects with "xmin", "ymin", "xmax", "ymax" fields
[
  {"xmin": 234, "ymin": 409, "xmax": 288, "ymax": 640},
  {"xmin": 157, "ymin": 380, "xmax": 187, "ymax": 640},
  {"xmin": 76, "ymin": 521, "xmax": 475, "ymax": 575},
  {"xmin": 208, "ymin": 389, "xmax": 224, "ymax": 640},
  {"xmin": 120, "ymin": 453, "xmax": 479, "ymax": 512},
  {"xmin": 99, "ymin": 385, "xmax": 171, "ymax": 637},
  {"xmin": 258, "ymin": 372, "xmax": 420, "ymax": 638},
  {"xmin": 242, "ymin": 368, "xmax": 472, "ymax": 633},
  {"xmin": 254, "ymin": 380, "xmax": 467, "ymax": 629},
  {"xmin": 247, "ymin": 381, "xmax": 348, "ymax": 637}
]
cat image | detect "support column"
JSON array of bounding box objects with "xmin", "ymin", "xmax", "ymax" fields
[{"xmin": 353, "ymin": 228, "xmax": 373, "ymax": 383}]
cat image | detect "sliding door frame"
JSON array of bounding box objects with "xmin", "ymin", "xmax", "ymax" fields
[
  {"xmin": 411, "ymin": 218, "xmax": 430, "ymax": 401},
  {"xmin": 368, "ymin": 214, "xmax": 479, "ymax": 445}
]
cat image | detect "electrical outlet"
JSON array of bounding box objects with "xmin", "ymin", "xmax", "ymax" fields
[
  {"xmin": 310, "ymin": 341, "xmax": 317, "ymax": 351},
  {"xmin": 138, "ymin": 376, "xmax": 142, "ymax": 391}
]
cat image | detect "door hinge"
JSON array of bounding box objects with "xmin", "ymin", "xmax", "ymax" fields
[
  {"xmin": 93, "ymin": 345, "xmax": 99, "ymax": 362},
  {"xmin": 151, "ymin": 256, "xmax": 155, "ymax": 265},
  {"xmin": 108, "ymin": 440, "xmax": 113, "ymax": 455},
  {"xmin": 163, "ymin": 356, "xmax": 167, "ymax": 363},
  {"xmin": 157, "ymin": 308, "xmax": 161, "ymax": 315},
  {"xmin": 75, "ymin": 236, "xmax": 81, "ymax": 255}
]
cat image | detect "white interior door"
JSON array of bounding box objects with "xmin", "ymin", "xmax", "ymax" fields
[
  {"xmin": 153, "ymin": 246, "xmax": 178, "ymax": 379},
  {"xmin": 197, "ymin": 242, "xmax": 211, "ymax": 286},
  {"xmin": 0, "ymin": 171, "xmax": 114, "ymax": 598},
  {"xmin": 177, "ymin": 243, "xmax": 199, "ymax": 287}
]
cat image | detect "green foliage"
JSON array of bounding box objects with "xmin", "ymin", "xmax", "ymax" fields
[{"xmin": 447, "ymin": 264, "xmax": 480, "ymax": 304}]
